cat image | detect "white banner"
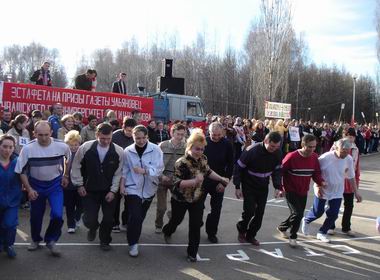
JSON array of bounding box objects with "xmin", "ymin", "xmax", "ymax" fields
[
  {"xmin": 265, "ymin": 101, "xmax": 291, "ymax": 119},
  {"xmin": 289, "ymin": 126, "xmax": 300, "ymax": 142}
]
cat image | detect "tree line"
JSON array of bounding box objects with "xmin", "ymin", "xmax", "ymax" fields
[{"xmin": 1, "ymin": 0, "xmax": 379, "ymax": 123}]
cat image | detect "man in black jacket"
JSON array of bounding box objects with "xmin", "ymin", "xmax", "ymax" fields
[
  {"xmin": 71, "ymin": 123, "xmax": 124, "ymax": 251},
  {"xmin": 74, "ymin": 69, "xmax": 96, "ymax": 91},
  {"xmin": 30, "ymin": 62, "xmax": 52, "ymax": 86},
  {"xmin": 233, "ymin": 132, "xmax": 283, "ymax": 246},
  {"xmin": 202, "ymin": 122, "xmax": 234, "ymax": 243},
  {"xmin": 112, "ymin": 73, "xmax": 127, "ymax": 94}
]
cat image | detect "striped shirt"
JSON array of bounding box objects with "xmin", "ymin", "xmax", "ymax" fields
[
  {"xmin": 15, "ymin": 138, "xmax": 71, "ymax": 181},
  {"xmin": 282, "ymin": 150, "xmax": 324, "ymax": 196}
]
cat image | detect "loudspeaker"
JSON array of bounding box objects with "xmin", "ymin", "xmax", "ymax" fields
[
  {"xmin": 157, "ymin": 76, "xmax": 184, "ymax": 95},
  {"xmin": 162, "ymin": 59, "xmax": 173, "ymax": 78}
]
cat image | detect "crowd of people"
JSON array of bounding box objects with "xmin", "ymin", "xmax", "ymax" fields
[{"xmin": 0, "ymin": 103, "xmax": 371, "ymax": 263}]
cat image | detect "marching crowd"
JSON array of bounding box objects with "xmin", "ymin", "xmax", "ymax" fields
[{"xmin": 0, "ymin": 103, "xmax": 371, "ymax": 263}]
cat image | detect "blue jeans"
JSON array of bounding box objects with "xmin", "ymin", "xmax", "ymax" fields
[{"xmin": 305, "ymin": 196, "xmax": 342, "ymax": 234}]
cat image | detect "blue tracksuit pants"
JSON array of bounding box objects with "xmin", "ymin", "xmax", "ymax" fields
[{"xmin": 29, "ymin": 177, "xmax": 64, "ymax": 243}]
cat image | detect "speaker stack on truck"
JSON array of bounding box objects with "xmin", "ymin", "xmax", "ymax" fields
[{"xmin": 157, "ymin": 59, "xmax": 185, "ymax": 95}]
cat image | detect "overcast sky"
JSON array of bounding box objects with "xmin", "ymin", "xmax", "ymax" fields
[{"xmin": 1, "ymin": 0, "xmax": 377, "ymax": 78}]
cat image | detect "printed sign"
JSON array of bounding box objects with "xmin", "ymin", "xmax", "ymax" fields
[{"xmin": 265, "ymin": 101, "xmax": 291, "ymax": 119}]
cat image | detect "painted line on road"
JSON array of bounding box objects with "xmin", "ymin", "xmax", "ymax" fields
[
  {"xmin": 224, "ymin": 196, "xmax": 377, "ymax": 221},
  {"xmin": 14, "ymin": 235, "xmax": 380, "ymax": 247}
]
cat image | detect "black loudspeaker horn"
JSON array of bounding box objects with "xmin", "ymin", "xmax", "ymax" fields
[{"xmin": 162, "ymin": 59, "xmax": 173, "ymax": 78}]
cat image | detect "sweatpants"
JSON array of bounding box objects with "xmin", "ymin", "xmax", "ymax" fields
[
  {"xmin": 82, "ymin": 191, "xmax": 116, "ymax": 245},
  {"xmin": 63, "ymin": 189, "xmax": 83, "ymax": 229},
  {"xmin": 304, "ymin": 196, "xmax": 342, "ymax": 234},
  {"xmin": 201, "ymin": 183, "xmax": 224, "ymax": 237},
  {"xmin": 163, "ymin": 198, "xmax": 204, "ymax": 258},
  {"xmin": 330, "ymin": 193, "xmax": 354, "ymax": 232},
  {"xmin": 29, "ymin": 177, "xmax": 64, "ymax": 243},
  {"xmin": 0, "ymin": 206, "xmax": 18, "ymax": 247},
  {"xmin": 278, "ymin": 192, "xmax": 307, "ymax": 239},
  {"xmin": 155, "ymin": 184, "xmax": 171, "ymax": 229},
  {"xmin": 237, "ymin": 185, "xmax": 269, "ymax": 239},
  {"xmin": 126, "ymin": 195, "xmax": 153, "ymax": 246}
]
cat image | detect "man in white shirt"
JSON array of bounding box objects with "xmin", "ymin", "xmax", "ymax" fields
[{"xmin": 301, "ymin": 138, "xmax": 362, "ymax": 243}]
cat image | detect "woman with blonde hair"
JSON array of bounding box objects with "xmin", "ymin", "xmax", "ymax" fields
[
  {"xmin": 163, "ymin": 128, "xmax": 229, "ymax": 262},
  {"xmin": 63, "ymin": 131, "xmax": 83, "ymax": 233},
  {"xmin": 57, "ymin": 114, "xmax": 75, "ymax": 140}
]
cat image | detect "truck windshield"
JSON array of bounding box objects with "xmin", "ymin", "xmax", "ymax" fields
[{"xmin": 187, "ymin": 101, "xmax": 203, "ymax": 117}]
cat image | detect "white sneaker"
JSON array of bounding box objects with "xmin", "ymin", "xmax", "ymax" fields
[
  {"xmin": 316, "ymin": 233, "xmax": 330, "ymax": 243},
  {"xmin": 129, "ymin": 244, "xmax": 139, "ymax": 257},
  {"xmin": 67, "ymin": 228, "xmax": 76, "ymax": 234},
  {"xmin": 289, "ymin": 238, "xmax": 298, "ymax": 248},
  {"xmin": 327, "ymin": 229, "xmax": 335, "ymax": 235},
  {"xmin": 301, "ymin": 218, "xmax": 310, "ymax": 236},
  {"xmin": 277, "ymin": 227, "xmax": 289, "ymax": 239}
]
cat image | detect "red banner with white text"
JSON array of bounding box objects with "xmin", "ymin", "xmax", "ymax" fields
[{"xmin": 0, "ymin": 82, "xmax": 154, "ymax": 121}]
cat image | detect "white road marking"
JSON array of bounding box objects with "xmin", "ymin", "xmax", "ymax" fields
[
  {"xmin": 234, "ymin": 269, "xmax": 283, "ymax": 280},
  {"xmin": 16, "ymin": 229, "xmax": 29, "ymax": 241},
  {"xmin": 181, "ymin": 268, "xmax": 214, "ymax": 280},
  {"xmin": 13, "ymin": 235, "xmax": 380, "ymax": 247},
  {"xmin": 224, "ymin": 196, "xmax": 378, "ymax": 221}
]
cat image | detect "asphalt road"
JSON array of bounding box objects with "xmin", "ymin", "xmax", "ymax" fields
[{"xmin": 1, "ymin": 153, "xmax": 380, "ymax": 280}]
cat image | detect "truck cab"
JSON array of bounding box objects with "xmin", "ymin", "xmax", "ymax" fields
[{"xmin": 153, "ymin": 93, "xmax": 205, "ymax": 123}]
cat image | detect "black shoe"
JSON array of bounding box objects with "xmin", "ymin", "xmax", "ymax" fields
[
  {"xmin": 208, "ymin": 235, "xmax": 218, "ymax": 244},
  {"xmin": 87, "ymin": 229, "xmax": 97, "ymax": 242},
  {"xmin": 164, "ymin": 234, "xmax": 171, "ymax": 244},
  {"xmin": 187, "ymin": 255, "xmax": 197, "ymax": 262},
  {"xmin": 100, "ymin": 243, "xmax": 111, "ymax": 251}
]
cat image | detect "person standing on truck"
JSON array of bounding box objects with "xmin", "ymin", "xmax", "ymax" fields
[
  {"xmin": 30, "ymin": 62, "xmax": 52, "ymax": 87},
  {"xmin": 112, "ymin": 73, "xmax": 127, "ymax": 94},
  {"xmin": 74, "ymin": 69, "xmax": 96, "ymax": 91}
]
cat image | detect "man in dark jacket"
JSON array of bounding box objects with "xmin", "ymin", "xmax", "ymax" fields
[
  {"xmin": 30, "ymin": 62, "xmax": 52, "ymax": 86},
  {"xmin": 202, "ymin": 122, "xmax": 234, "ymax": 243},
  {"xmin": 233, "ymin": 132, "xmax": 283, "ymax": 246},
  {"xmin": 74, "ymin": 69, "xmax": 96, "ymax": 91},
  {"xmin": 112, "ymin": 73, "xmax": 127, "ymax": 94},
  {"xmin": 71, "ymin": 123, "xmax": 124, "ymax": 251}
]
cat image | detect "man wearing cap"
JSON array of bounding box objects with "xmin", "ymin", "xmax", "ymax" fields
[{"xmin": 302, "ymin": 138, "xmax": 363, "ymax": 243}]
